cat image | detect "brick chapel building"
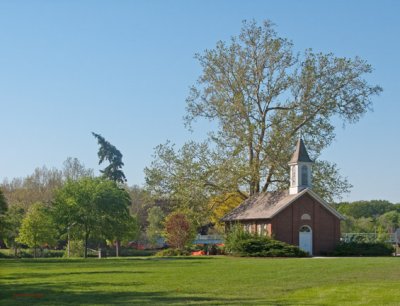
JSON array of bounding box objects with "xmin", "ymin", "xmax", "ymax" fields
[{"xmin": 221, "ymin": 139, "xmax": 344, "ymax": 255}]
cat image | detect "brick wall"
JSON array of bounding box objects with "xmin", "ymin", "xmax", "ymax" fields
[{"xmin": 271, "ymin": 193, "xmax": 340, "ymax": 255}]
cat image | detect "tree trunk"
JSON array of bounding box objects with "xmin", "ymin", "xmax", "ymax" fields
[
  {"xmin": 33, "ymin": 247, "xmax": 37, "ymax": 258},
  {"xmin": 67, "ymin": 227, "xmax": 70, "ymax": 258},
  {"xmin": 115, "ymin": 240, "xmax": 120, "ymax": 257},
  {"xmin": 84, "ymin": 233, "xmax": 89, "ymax": 258}
]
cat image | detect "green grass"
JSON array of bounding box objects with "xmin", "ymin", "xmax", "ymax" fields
[{"xmin": 1, "ymin": 256, "xmax": 399, "ymax": 305}]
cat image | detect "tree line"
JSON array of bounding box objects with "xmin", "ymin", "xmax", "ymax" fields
[
  {"xmin": 0, "ymin": 134, "xmax": 141, "ymax": 258},
  {"xmin": 335, "ymin": 200, "xmax": 400, "ymax": 234},
  {"xmin": 0, "ymin": 134, "xmax": 196, "ymax": 257}
]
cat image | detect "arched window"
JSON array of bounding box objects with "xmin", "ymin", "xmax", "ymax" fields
[
  {"xmin": 301, "ymin": 213, "xmax": 311, "ymax": 220},
  {"xmin": 301, "ymin": 165, "xmax": 308, "ymax": 186},
  {"xmin": 299, "ymin": 225, "xmax": 311, "ymax": 232}
]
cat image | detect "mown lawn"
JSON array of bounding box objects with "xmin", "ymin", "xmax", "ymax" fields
[{"xmin": 0, "ymin": 256, "xmax": 399, "ymax": 305}]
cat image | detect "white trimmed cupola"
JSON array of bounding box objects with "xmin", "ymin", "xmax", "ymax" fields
[{"xmin": 288, "ymin": 138, "xmax": 313, "ymax": 195}]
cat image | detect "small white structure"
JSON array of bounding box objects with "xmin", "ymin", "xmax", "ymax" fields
[{"xmin": 289, "ymin": 139, "xmax": 313, "ymax": 195}]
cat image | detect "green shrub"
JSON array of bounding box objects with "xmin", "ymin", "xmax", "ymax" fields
[
  {"xmin": 332, "ymin": 242, "xmax": 394, "ymax": 256},
  {"xmin": 225, "ymin": 224, "xmax": 307, "ymax": 257},
  {"xmin": 1, "ymin": 248, "xmax": 64, "ymax": 258},
  {"xmin": 224, "ymin": 224, "xmax": 252, "ymax": 254},
  {"xmin": 16, "ymin": 249, "xmax": 34, "ymax": 258},
  {"xmin": 232, "ymin": 237, "xmax": 307, "ymax": 257},
  {"xmin": 155, "ymin": 248, "xmax": 191, "ymax": 257}
]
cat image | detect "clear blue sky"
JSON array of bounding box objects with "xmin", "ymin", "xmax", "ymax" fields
[{"xmin": 0, "ymin": 0, "xmax": 399, "ymax": 203}]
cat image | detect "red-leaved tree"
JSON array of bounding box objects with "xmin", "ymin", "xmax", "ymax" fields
[{"xmin": 164, "ymin": 212, "xmax": 194, "ymax": 250}]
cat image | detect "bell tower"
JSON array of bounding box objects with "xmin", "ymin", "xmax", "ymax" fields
[{"xmin": 289, "ymin": 138, "xmax": 313, "ymax": 195}]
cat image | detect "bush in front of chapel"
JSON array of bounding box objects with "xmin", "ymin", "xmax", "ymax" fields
[{"xmin": 224, "ymin": 224, "xmax": 307, "ymax": 257}]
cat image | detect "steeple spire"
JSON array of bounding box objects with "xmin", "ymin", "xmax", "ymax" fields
[
  {"xmin": 289, "ymin": 138, "xmax": 313, "ymax": 195},
  {"xmin": 289, "ymin": 138, "xmax": 313, "ymax": 164}
]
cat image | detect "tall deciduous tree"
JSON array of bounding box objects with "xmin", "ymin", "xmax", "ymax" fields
[
  {"xmin": 16, "ymin": 202, "xmax": 57, "ymax": 258},
  {"xmin": 53, "ymin": 177, "xmax": 134, "ymax": 258},
  {"xmin": 92, "ymin": 132, "xmax": 127, "ymax": 183},
  {"xmin": 146, "ymin": 20, "xmax": 381, "ymax": 219},
  {"xmin": 95, "ymin": 181, "xmax": 137, "ymax": 256}
]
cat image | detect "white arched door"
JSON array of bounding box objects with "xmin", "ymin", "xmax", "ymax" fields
[{"xmin": 299, "ymin": 225, "xmax": 313, "ymax": 255}]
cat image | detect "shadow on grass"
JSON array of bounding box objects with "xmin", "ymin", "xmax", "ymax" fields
[
  {"xmin": 1, "ymin": 270, "xmax": 150, "ymax": 281},
  {"xmin": 0, "ymin": 256, "xmax": 218, "ymax": 265},
  {"xmin": 0, "ymin": 282, "xmax": 313, "ymax": 305}
]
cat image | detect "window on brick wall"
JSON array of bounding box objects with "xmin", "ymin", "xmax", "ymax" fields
[{"xmin": 256, "ymin": 223, "xmax": 268, "ymax": 236}]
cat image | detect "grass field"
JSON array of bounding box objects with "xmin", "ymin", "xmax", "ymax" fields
[{"xmin": 1, "ymin": 256, "xmax": 399, "ymax": 305}]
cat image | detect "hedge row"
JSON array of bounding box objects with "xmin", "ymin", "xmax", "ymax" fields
[{"xmin": 332, "ymin": 242, "xmax": 394, "ymax": 256}]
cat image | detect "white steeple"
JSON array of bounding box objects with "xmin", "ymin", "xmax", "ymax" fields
[{"xmin": 288, "ymin": 138, "xmax": 313, "ymax": 195}]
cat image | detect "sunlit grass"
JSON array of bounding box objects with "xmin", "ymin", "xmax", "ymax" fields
[{"xmin": 1, "ymin": 256, "xmax": 399, "ymax": 305}]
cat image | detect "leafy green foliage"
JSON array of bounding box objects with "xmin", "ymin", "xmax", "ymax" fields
[
  {"xmin": 336, "ymin": 200, "xmax": 394, "ymax": 219},
  {"xmin": 335, "ymin": 200, "xmax": 400, "ymax": 234},
  {"xmin": 340, "ymin": 216, "xmax": 375, "ymax": 233},
  {"xmin": 184, "ymin": 20, "xmax": 380, "ymax": 197},
  {"xmin": 145, "ymin": 141, "xmax": 218, "ymax": 227},
  {"xmin": 225, "ymin": 224, "xmax": 307, "ymax": 257},
  {"xmin": 235, "ymin": 238, "xmax": 307, "ymax": 257},
  {"xmin": 92, "ymin": 132, "xmax": 127, "ymax": 183},
  {"xmin": 146, "ymin": 20, "xmax": 381, "ymax": 224},
  {"xmin": 16, "ymin": 202, "xmax": 58, "ymax": 257},
  {"xmin": 146, "ymin": 206, "xmax": 165, "ymax": 245},
  {"xmin": 2, "ymin": 204, "xmax": 24, "ymax": 252},
  {"xmin": 64, "ymin": 240, "xmax": 85, "ymax": 257},
  {"xmin": 224, "ymin": 223, "xmax": 253, "ymax": 253},
  {"xmin": 332, "ymin": 242, "xmax": 394, "ymax": 256},
  {"xmin": 127, "ymin": 185, "xmax": 156, "ymax": 230},
  {"xmin": 378, "ymin": 211, "xmax": 400, "ymax": 232},
  {"xmin": 53, "ymin": 177, "xmax": 135, "ymax": 257}
]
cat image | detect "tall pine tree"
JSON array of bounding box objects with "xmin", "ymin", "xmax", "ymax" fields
[{"xmin": 92, "ymin": 132, "xmax": 127, "ymax": 184}]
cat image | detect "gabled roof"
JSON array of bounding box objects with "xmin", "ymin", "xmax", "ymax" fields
[
  {"xmin": 289, "ymin": 138, "xmax": 313, "ymax": 164},
  {"xmin": 221, "ymin": 188, "xmax": 345, "ymax": 222}
]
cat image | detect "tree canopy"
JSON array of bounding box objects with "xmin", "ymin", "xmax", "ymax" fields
[
  {"xmin": 146, "ymin": 20, "xmax": 382, "ymax": 224},
  {"xmin": 16, "ymin": 202, "xmax": 57, "ymax": 257},
  {"xmin": 53, "ymin": 177, "xmax": 134, "ymax": 257}
]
